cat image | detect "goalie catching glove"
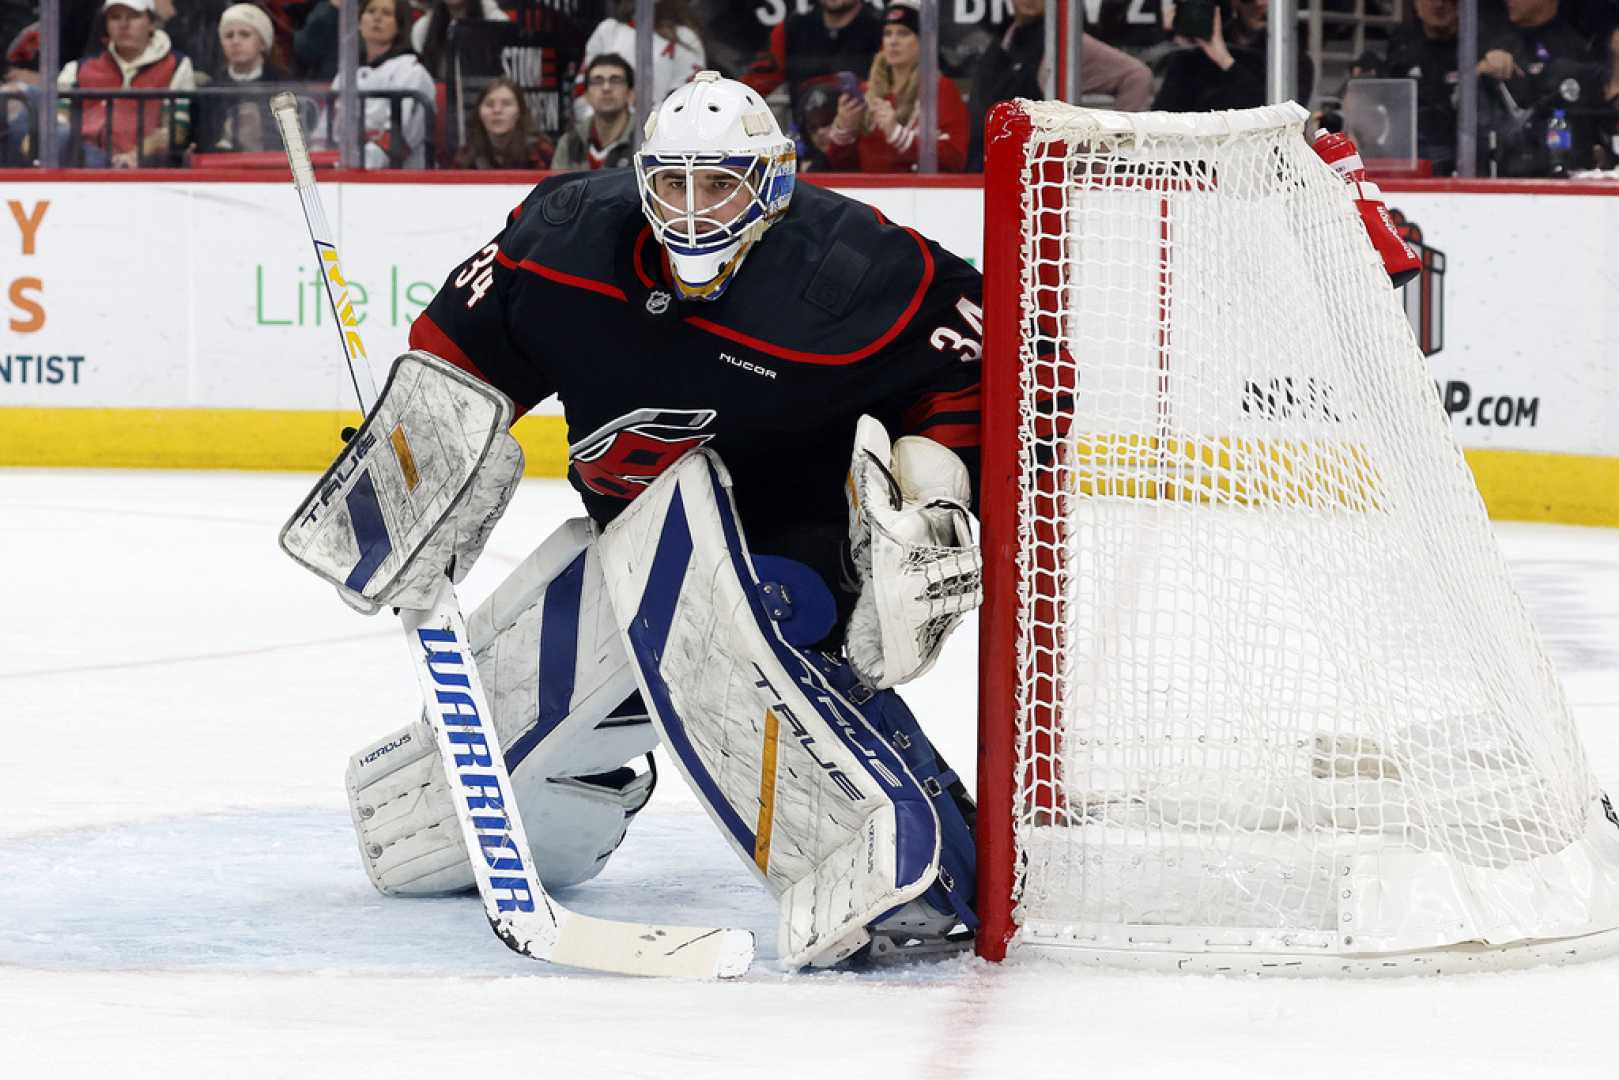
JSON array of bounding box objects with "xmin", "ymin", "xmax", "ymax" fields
[
  {"xmin": 279, "ymin": 351, "xmax": 524, "ymax": 613},
  {"xmin": 845, "ymin": 415, "xmax": 982, "ymax": 689}
]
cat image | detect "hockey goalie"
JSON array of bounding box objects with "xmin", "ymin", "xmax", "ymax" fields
[{"xmin": 294, "ymin": 72, "xmax": 983, "ymax": 968}]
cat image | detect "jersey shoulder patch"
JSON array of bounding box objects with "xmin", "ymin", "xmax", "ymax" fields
[
  {"xmin": 802, "ymin": 239, "xmax": 872, "ymax": 319},
  {"xmin": 504, "ymin": 171, "xmax": 643, "ymax": 289}
]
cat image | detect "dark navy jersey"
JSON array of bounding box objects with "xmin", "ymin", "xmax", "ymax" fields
[{"xmin": 410, "ymin": 170, "xmax": 983, "ymax": 603}]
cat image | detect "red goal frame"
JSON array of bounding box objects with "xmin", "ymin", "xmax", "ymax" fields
[{"xmin": 976, "ymin": 101, "xmax": 1064, "ymax": 962}]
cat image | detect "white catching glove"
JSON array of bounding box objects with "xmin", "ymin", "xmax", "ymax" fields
[{"xmin": 845, "ymin": 415, "xmax": 981, "ymax": 689}]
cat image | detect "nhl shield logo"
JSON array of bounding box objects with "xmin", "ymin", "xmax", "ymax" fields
[{"xmin": 645, "ymin": 290, "xmax": 672, "ymax": 316}]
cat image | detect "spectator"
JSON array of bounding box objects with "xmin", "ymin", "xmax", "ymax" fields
[
  {"xmin": 578, "ymin": 0, "xmax": 704, "ymax": 116},
  {"xmin": 1377, "ymin": 0, "xmax": 1464, "ymax": 173},
  {"xmin": 790, "ymin": 79, "xmax": 851, "ymax": 170},
  {"xmin": 1152, "ymin": 0, "xmax": 1314, "ymax": 112},
  {"xmin": 1479, "ymin": 0, "xmax": 1596, "ymax": 99},
  {"xmin": 554, "ymin": 51, "xmax": 635, "ymax": 170},
  {"xmin": 412, "ymin": 0, "xmax": 504, "ymax": 82},
  {"xmin": 155, "ymin": 0, "xmax": 229, "ymax": 81},
  {"xmin": 199, "ymin": 2, "xmax": 288, "ymax": 152},
  {"xmin": 1598, "ymin": 25, "xmax": 1619, "ymax": 165},
  {"xmin": 741, "ymin": 0, "xmax": 882, "ymax": 136},
  {"xmin": 294, "ymin": 0, "xmax": 340, "ymax": 78},
  {"xmin": 321, "ymin": 0, "xmax": 434, "ymax": 167},
  {"xmin": 52, "ymin": 0, "xmax": 114, "ymax": 67},
  {"xmin": 966, "ymin": 0, "xmax": 1152, "ymax": 169},
  {"xmin": 824, "ymin": 0, "xmax": 968, "ymax": 173},
  {"xmin": 3, "ymin": 18, "xmax": 40, "ymax": 163},
  {"xmin": 453, "ymin": 74, "xmax": 550, "ymax": 168},
  {"xmin": 258, "ymin": 0, "xmax": 298, "ymax": 72},
  {"xmin": 1564, "ymin": 0, "xmax": 1619, "ymax": 45},
  {"xmin": 0, "ymin": 0, "xmax": 31, "ymax": 57},
  {"xmin": 1478, "ymin": 0, "xmax": 1603, "ymax": 172},
  {"xmin": 58, "ymin": 0, "xmax": 196, "ymax": 167}
]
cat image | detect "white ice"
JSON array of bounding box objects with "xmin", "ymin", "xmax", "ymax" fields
[{"xmin": 3, "ymin": 470, "xmax": 1618, "ymax": 1079}]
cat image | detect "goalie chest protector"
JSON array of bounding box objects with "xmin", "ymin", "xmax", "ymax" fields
[{"xmin": 412, "ymin": 170, "xmax": 983, "ymax": 608}]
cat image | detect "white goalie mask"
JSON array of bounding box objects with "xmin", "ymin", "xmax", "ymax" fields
[{"xmin": 634, "ymin": 71, "xmax": 796, "ymax": 301}]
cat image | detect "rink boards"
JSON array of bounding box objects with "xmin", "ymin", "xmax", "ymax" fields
[{"xmin": 0, "ymin": 174, "xmax": 1616, "ymax": 524}]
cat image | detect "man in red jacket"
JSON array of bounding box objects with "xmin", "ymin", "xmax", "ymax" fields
[{"xmin": 57, "ymin": 0, "xmax": 195, "ymax": 166}]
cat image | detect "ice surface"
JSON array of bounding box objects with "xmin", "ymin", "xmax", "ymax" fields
[{"xmin": 2, "ymin": 470, "xmax": 1617, "ymax": 1078}]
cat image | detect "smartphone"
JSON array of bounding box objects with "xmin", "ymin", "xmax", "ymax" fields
[{"xmin": 1172, "ymin": 0, "xmax": 1217, "ymax": 41}]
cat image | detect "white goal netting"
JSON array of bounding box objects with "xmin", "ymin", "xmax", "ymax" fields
[{"xmin": 1000, "ymin": 101, "xmax": 1619, "ymax": 965}]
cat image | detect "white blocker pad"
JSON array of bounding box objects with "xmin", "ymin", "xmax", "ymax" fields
[
  {"xmin": 280, "ymin": 350, "xmax": 524, "ymax": 612},
  {"xmin": 597, "ymin": 451, "xmax": 943, "ymax": 968},
  {"xmin": 347, "ymin": 518, "xmax": 658, "ymax": 894}
]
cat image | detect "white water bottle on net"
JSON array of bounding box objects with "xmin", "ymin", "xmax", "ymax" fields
[{"xmin": 975, "ymin": 100, "xmax": 1619, "ymax": 973}]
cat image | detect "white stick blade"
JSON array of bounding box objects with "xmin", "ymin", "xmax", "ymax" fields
[{"xmin": 545, "ymin": 916, "xmax": 755, "ymax": 979}]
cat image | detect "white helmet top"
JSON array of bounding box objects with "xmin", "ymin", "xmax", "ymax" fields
[{"xmin": 634, "ymin": 71, "xmax": 797, "ymax": 301}]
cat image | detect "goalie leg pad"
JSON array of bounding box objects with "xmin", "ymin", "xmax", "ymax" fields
[
  {"xmin": 597, "ymin": 450, "xmax": 943, "ymax": 968},
  {"xmin": 814, "ymin": 657, "xmax": 978, "ymax": 932},
  {"xmin": 348, "ymin": 720, "xmax": 656, "ymax": 895},
  {"xmin": 347, "ymin": 518, "xmax": 659, "ymax": 895}
]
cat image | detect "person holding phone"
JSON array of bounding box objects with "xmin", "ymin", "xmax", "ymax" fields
[
  {"xmin": 965, "ymin": 0, "xmax": 1152, "ymax": 170},
  {"xmin": 1152, "ymin": 0, "xmax": 1314, "ymax": 112}
]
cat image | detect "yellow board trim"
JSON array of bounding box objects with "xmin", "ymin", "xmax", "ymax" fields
[
  {"xmin": 1066, "ymin": 433, "xmax": 1387, "ymax": 512},
  {"xmin": 0, "ymin": 407, "xmax": 571, "ymax": 477},
  {"xmin": 1, "ymin": 407, "xmax": 1617, "ymax": 527},
  {"xmin": 754, "ymin": 708, "xmax": 781, "ymax": 874},
  {"xmin": 1464, "ymin": 448, "xmax": 1619, "ymax": 528}
]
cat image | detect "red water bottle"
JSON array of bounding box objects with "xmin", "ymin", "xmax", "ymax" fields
[
  {"xmin": 1311, "ymin": 130, "xmax": 1420, "ymax": 288},
  {"xmin": 1311, "ymin": 130, "xmax": 1367, "ymax": 182}
]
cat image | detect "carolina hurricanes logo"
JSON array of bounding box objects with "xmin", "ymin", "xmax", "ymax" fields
[{"xmin": 568, "ymin": 407, "xmax": 718, "ymax": 499}]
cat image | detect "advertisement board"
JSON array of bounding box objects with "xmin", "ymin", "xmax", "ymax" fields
[{"xmin": 2, "ymin": 177, "xmax": 1615, "ymax": 522}]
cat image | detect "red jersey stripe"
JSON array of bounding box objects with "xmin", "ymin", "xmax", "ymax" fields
[
  {"xmin": 681, "ymin": 227, "xmax": 936, "ymax": 366},
  {"xmin": 495, "ymin": 249, "xmax": 628, "ymax": 302},
  {"xmin": 407, "ymin": 313, "xmax": 530, "ymax": 421},
  {"xmin": 912, "ymin": 421, "xmax": 978, "ymax": 449},
  {"xmin": 903, "ymin": 385, "xmax": 981, "ymax": 431}
]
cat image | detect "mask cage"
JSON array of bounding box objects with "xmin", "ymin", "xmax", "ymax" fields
[{"xmin": 635, "ymin": 151, "xmax": 794, "ymax": 256}]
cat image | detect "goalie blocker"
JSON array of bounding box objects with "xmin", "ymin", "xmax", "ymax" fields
[{"xmin": 279, "ymin": 350, "xmax": 524, "ymax": 614}]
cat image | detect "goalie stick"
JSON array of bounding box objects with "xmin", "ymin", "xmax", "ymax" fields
[{"xmin": 269, "ymin": 93, "xmax": 754, "ymax": 979}]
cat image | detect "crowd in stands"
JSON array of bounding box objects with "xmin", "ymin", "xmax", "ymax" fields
[{"xmin": 1, "ymin": 0, "xmax": 1616, "ymax": 174}]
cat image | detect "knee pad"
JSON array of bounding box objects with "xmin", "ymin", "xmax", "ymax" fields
[{"xmin": 347, "ymin": 518, "xmax": 660, "ymax": 896}]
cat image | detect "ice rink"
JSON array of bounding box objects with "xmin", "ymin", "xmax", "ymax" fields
[{"xmin": 4, "ymin": 468, "xmax": 1618, "ymax": 1079}]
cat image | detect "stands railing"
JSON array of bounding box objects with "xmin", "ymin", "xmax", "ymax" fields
[
  {"xmin": 8, "ymin": 0, "xmax": 1615, "ymax": 178},
  {"xmin": 49, "ymin": 86, "xmax": 435, "ymax": 170}
]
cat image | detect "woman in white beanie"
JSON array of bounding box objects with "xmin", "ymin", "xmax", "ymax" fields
[{"xmin": 200, "ymin": 2, "xmax": 289, "ymax": 152}]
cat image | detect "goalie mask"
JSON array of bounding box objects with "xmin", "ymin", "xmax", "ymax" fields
[{"xmin": 634, "ymin": 71, "xmax": 796, "ymax": 301}]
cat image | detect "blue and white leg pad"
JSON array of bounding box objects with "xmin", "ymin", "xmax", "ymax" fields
[
  {"xmin": 812, "ymin": 658, "xmax": 978, "ymax": 937},
  {"xmin": 347, "ymin": 517, "xmax": 659, "ymax": 895},
  {"xmin": 597, "ymin": 450, "xmax": 944, "ymax": 968}
]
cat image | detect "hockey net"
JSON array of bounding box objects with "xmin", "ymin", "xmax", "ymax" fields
[{"xmin": 975, "ymin": 100, "xmax": 1619, "ymax": 972}]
